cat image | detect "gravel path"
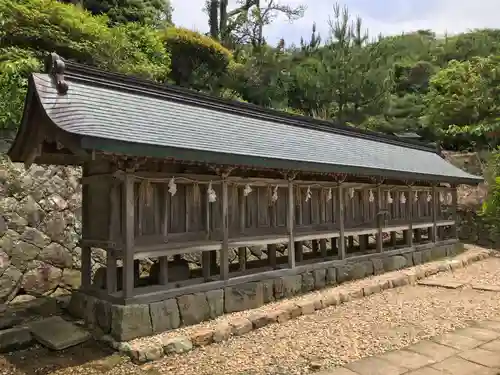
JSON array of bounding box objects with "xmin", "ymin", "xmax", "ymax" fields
[{"xmin": 2, "ymin": 250, "xmax": 500, "ymax": 375}]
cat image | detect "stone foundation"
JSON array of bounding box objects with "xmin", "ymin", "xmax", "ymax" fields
[{"xmin": 68, "ymin": 241, "xmax": 464, "ymax": 342}]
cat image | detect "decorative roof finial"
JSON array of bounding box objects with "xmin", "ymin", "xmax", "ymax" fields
[{"xmin": 45, "ymin": 52, "xmax": 68, "ymax": 94}]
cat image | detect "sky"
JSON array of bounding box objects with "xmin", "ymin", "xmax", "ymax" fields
[{"xmin": 170, "ymin": 0, "xmax": 500, "ymax": 45}]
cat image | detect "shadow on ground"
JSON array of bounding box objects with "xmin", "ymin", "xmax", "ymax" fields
[{"xmin": 0, "ymin": 340, "xmax": 127, "ymax": 375}]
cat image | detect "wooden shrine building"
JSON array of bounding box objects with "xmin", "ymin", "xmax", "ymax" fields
[{"xmin": 8, "ymin": 53, "xmax": 483, "ymax": 308}]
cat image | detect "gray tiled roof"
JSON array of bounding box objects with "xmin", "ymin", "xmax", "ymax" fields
[{"xmin": 31, "ymin": 73, "xmax": 482, "ymax": 184}]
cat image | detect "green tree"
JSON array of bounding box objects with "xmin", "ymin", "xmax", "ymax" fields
[
  {"xmin": 59, "ymin": 0, "xmax": 173, "ymax": 26},
  {"xmin": 422, "ymin": 56, "xmax": 500, "ymax": 150}
]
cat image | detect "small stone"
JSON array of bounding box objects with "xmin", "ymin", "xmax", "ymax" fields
[
  {"xmin": 282, "ymin": 302, "xmax": 302, "ymax": 318},
  {"xmin": 363, "ymin": 283, "xmax": 381, "ymax": 296},
  {"xmin": 213, "ymin": 322, "xmax": 231, "ymax": 343},
  {"xmin": 162, "ymin": 336, "xmax": 193, "ymax": 355},
  {"xmin": 229, "ymin": 318, "xmax": 253, "ymax": 336},
  {"xmin": 266, "ymin": 309, "xmax": 289, "ymax": 324},
  {"xmin": 190, "ymin": 328, "xmax": 213, "ymax": 346},
  {"xmin": 296, "ymin": 300, "xmax": 315, "ymax": 315},
  {"xmin": 130, "ymin": 344, "xmax": 163, "ymax": 363},
  {"xmin": 248, "ymin": 312, "xmax": 269, "ymax": 329}
]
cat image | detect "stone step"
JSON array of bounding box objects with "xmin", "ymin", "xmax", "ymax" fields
[{"xmin": 29, "ymin": 316, "xmax": 91, "ymax": 351}]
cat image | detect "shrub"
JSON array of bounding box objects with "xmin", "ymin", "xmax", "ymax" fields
[{"xmin": 160, "ymin": 27, "xmax": 232, "ymax": 87}]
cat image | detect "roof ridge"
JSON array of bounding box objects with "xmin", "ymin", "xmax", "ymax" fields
[{"xmin": 46, "ymin": 53, "xmax": 437, "ymax": 153}]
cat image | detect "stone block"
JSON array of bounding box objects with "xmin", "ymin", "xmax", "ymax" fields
[
  {"xmin": 335, "ymin": 265, "xmax": 352, "ymax": 283},
  {"xmin": 421, "ymin": 249, "xmax": 433, "ymax": 263},
  {"xmin": 372, "ymin": 258, "xmax": 384, "ymax": 275},
  {"xmin": 313, "ymin": 269, "xmax": 326, "ymax": 289},
  {"xmin": 383, "ymin": 255, "xmax": 406, "ymax": 272},
  {"xmin": 0, "ymin": 326, "xmax": 32, "ymax": 352},
  {"xmin": 391, "ymin": 275, "xmax": 409, "ymax": 288},
  {"xmin": 350, "ymin": 261, "xmax": 373, "ymax": 280},
  {"xmin": 29, "ymin": 316, "xmax": 91, "ymax": 350},
  {"xmin": 205, "ymin": 289, "xmax": 224, "ymax": 319},
  {"xmin": 261, "ymin": 279, "xmax": 275, "ymax": 304},
  {"xmin": 149, "ymin": 299, "xmax": 180, "ymax": 334},
  {"xmin": 161, "ymin": 336, "xmax": 193, "ymax": 355},
  {"xmin": 301, "ymin": 272, "xmax": 315, "ymax": 292},
  {"xmin": 110, "ymin": 304, "xmax": 153, "ymax": 342},
  {"xmin": 274, "ymin": 275, "xmax": 301, "ymax": 299},
  {"xmin": 431, "ymin": 246, "xmax": 447, "ymax": 260},
  {"xmin": 224, "ymin": 282, "xmax": 264, "ymax": 313},
  {"xmin": 402, "ymin": 253, "xmax": 413, "ymax": 267},
  {"xmin": 412, "ymin": 251, "xmax": 423, "ymax": 265},
  {"xmin": 94, "ymin": 299, "xmax": 112, "ymax": 334},
  {"xmin": 177, "ymin": 292, "xmax": 210, "ymax": 325},
  {"xmin": 325, "ymin": 267, "xmax": 337, "ymax": 285}
]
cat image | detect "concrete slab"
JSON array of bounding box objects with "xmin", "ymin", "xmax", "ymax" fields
[
  {"xmin": 471, "ymin": 284, "xmax": 500, "ymax": 292},
  {"xmin": 377, "ymin": 349, "xmax": 435, "ymax": 370},
  {"xmin": 474, "ymin": 320, "xmax": 500, "ymax": 333},
  {"xmin": 431, "ymin": 356, "xmax": 490, "ymax": 375},
  {"xmin": 405, "ymin": 367, "xmax": 445, "ymax": 375},
  {"xmin": 405, "ymin": 340, "xmax": 458, "ymax": 362},
  {"xmin": 432, "ymin": 332, "xmax": 483, "ymax": 351},
  {"xmin": 453, "ymin": 327, "xmax": 500, "ymax": 342},
  {"xmin": 417, "ymin": 280, "xmax": 465, "ymax": 289},
  {"xmin": 314, "ymin": 368, "xmax": 359, "ymax": 375},
  {"xmin": 29, "ymin": 316, "xmax": 91, "ymax": 351},
  {"xmin": 480, "ymin": 339, "xmax": 500, "ymax": 352},
  {"xmin": 459, "ymin": 347, "xmax": 500, "ymax": 368},
  {"xmin": 345, "ymin": 356, "xmax": 406, "ymax": 375}
]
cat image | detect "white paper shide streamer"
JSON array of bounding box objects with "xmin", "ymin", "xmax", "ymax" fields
[
  {"xmin": 327, "ymin": 188, "xmax": 333, "ymax": 202},
  {"xmin": 208, "ymin": 181, "xmax": 217, "ymax": 203},
  {"xmin": 271, "ymin": 185, "xmax": 279, "ymax": 203},
  {"xmin": 243, "ymin": 183, "xmax": 253, "ymax": 197},
  {"xmin": 349, "ymin": 187, "xmax": 355, "ymax": 199},
  {"xmin": 387, "ymin": 191, "xmax": 393, "ymax": 204},
  {"xmin": 369, "ymin": 189, "xmax": 374, "ymax": 203},
  {"xmin": 168, "ymin": 177, "xmax": 177, "ymax": 196},
  {"xmin": 305, "ymin": 186, "xmax": 312, "ymax": 202},
  {"xmin": 400, "ymin": 192, "xmax": 406, "ymax": 204}
]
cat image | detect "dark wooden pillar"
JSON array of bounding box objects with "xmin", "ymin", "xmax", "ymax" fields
[
  {"xmin": 122, "ymin": 174, "xmax": 135, "ymax": 298},
  {"xmin": 337, "ymin": 185, "xmax": 345, "ymax": 259}
]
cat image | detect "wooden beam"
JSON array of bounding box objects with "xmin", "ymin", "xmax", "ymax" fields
[
  {"xmin": 376, "ymin": 185, "xmax": 383, "ymax": 253},
  {"xmin": 337, "ymin": 185, "xmax": 345, "ymax": 259},
  {"xmin": 122, "ymin": 174, "xmax": 135, "ymax": 298},
  {"xmin": 159, "ymin": 184, "xmax": 169, "ymax": 285},
  {"xmin": 238, "ymin": 186, "xmax": 247, "ymax": 271},
  {"xmin": 220, "ymin": 178, "xmax": 229, "ymax": 280},
  {"xmin": 287, "ymin": 180, "xmax": 296, "ymax": 268},
  {"xmin": 320, "ymin": 239, "xmax": 328, "ymax": 257},
  {"xmin": 106, "ymin": 182, "xmax": 119, "ymax": 293}
]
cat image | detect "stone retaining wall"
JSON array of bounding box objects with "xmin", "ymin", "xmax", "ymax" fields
[{"xmin": 68, "ymin": 241, "xmax": 464, "ymax": 342}]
